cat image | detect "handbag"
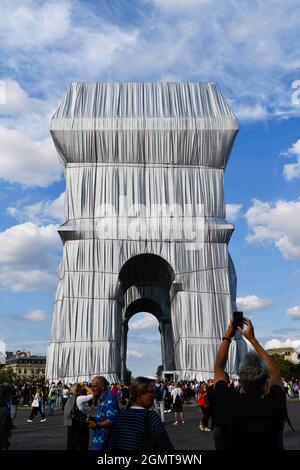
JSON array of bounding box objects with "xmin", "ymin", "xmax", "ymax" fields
[
  {"xmin": 32, "ymin": 397, "xmax": 39, "ymax": 407},
  {"xmin": 197, "ymin": 397, "xmax": 204, "ymax": 407}
]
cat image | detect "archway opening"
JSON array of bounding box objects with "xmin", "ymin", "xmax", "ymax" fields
[
  {"xmin": 127, "ymin": 311, "xmax": 161, "ymax": 378},
  {"xmin": 118, "ymin": 254, "xmax": 176, "ymax": 381}
]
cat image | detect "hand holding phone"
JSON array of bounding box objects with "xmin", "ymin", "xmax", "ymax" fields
[
  {"xmin": 86, "ymin": 416, "xmax": 96, "ymax": 423},
  {"xmin": 233, "ymin": 311, "xmax": 244, "ymax": 330}
]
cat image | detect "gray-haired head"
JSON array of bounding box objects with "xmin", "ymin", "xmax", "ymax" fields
[
  {"xmin": 238, "ymin": 351, "xmax": 269, "ymax": 396},
  {"xmin": 70, "ymin": 383, "xmax": 82, "ymax": 396},
  {"xmin": 92, "ymin": 376, "xmax": 109, "ymax": 390}
]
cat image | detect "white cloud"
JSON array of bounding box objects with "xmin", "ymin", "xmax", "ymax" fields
[
  {"xmin": 0, "ymin": 270, "xmax": 57, "ymax": 293},
  {"xmin": 0, "ymin": 1, "xmax": 138, "ymax": 87},
  {"xmin": 129, "ymin": 314, "xmax": 159, "ymax": 332},
  {"xmin": 151, "ymin": 0, "xmax": 211, "ymax": 11},
  {"xmin": 283, "ymin": 138, "xmax": 300, "ymax": 181},
  {"xmin": 127, "ymin": 349, "xmax": 146, "ymax": 359},
  {"xmin": 245, "ymin": 199, "xmax": 300, "ymax": 259},
  {"xmin": 265, "ymin": 338, "xmax": 300, "ymax": 351},
  {"xmin": 0, "ymin": 79, "xmax": 43, "ymax": 115},
  {"xmin": 0, "ymin": 126, "xmax": 62, "ymax": 187},
  {"xmin": 7, "ymin": 192, "xmax": 65, "ymax": 224},
  {"xmin": 226, "ymin": 204, "xmax": 243, "ymax": 221},
  {"xmin": 230, "ymin": 103, "xmax": 268, "ymax": 121},
  {"xmin": 1, "ymin": 1, "xmax": 300, "ymax": 121},
  {"xmin": 0, "ymin": 222, "xmax": 60, "ymax": 267},
  {"xmin": 236, "ymin": 295, "xmax": 275, "ymax": 313},
  {"xmin": 24, "ymin": 309, "xmax": 47, "ymax": 322},
  {"xmin": 286, "ymin": 305, "xmax": 300, "ymax": 320},
  {"xmin": 0, "ymin": 222, "xmax": 61, "ymax": 292},
  {"xmin": 0, "ymin": 1, "xmax": 71, "ymax": 49}
]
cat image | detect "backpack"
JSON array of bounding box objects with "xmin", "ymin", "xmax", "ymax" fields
[
  {"xmin": 174, "ymin": 393, "xmax": 182, "ymax": 405},
  {"xmin": 155, "ymin": 385, "xmax": 163, "ymax": 402},
  {"xmin": 49, "ymin": 388, "xmax": 56, "ymax": 400},
  {"xmin": 63, "ymin": 396, "xmax": 87, "ymax": 431},
  {"xmin": 63, "ymin": 396, "xmax": 77, "ymax": 427},
  {"xmin": 70, "ymin": 400, "xmax": 87, "ymax": 431}
]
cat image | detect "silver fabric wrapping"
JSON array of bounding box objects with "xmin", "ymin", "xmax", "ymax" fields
[{"xmin": 46, "ymin": 82, "xmax": 245, "ymax": 383}]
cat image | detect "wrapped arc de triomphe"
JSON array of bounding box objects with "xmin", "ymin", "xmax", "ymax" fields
[{"xmin": 46, "ymin": 82, "xmax": 246, "ymax": 384}]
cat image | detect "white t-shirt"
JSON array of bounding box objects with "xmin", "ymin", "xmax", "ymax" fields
[
  {"xmin": 76, "ymin": 394, "xmax": 93, "ymax": 414},
  {"xmin": 171, "ymin": 388, "xmax": 182, "ymax": 403}
]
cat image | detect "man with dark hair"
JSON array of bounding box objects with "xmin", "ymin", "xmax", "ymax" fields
[{"xmin": 213, "ymin": 317, "xmax": 286, "ymax": 450}]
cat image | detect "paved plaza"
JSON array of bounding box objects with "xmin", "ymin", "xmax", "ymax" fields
[{"xmin": 9, "ymin": 401, "xmax": 300, "ymax": 451}]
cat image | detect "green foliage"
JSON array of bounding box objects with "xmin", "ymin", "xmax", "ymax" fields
[
  {"xmin": 124, "ymin": 368, "xmax": 132, "ymax": 385},
  {"xmin": 0, "ymin": 367, "xmax": 45, "ymax": 385},
  {"xmin": 271, "ymin": 354, "xmax": 299, "ymax": 380},
  {"xmin": 156, "ymin": 365, "xmax": 163, "ymax": 379}
]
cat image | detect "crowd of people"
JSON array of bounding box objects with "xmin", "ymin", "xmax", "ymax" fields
[{"xmin": 0, "ymin": 317, "xmax": 298, "ymax": 451}]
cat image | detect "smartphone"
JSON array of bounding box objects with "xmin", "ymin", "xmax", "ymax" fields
[
  {"xmin": 233, "ymin": 311, "xmax": 244, "ymax": 330},
  {"xmin": 86, "ymin": 416, "xmax": 96, "ymax": 423}
]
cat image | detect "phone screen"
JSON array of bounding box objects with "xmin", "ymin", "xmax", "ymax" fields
[{"xmin": 233, "ymin": 311, "xmax": 244, "ymax": 330}]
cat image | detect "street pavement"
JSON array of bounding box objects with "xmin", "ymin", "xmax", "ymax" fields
[{"xmin": 9, "ymin": 401, "xmax": 300, "ymax": 450}]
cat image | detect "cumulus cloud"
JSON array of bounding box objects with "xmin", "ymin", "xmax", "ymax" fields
[
  {"xmin": 129, "ymin": 314, "xmax": 159, "ymax": 332},
  {"xmin": 236, "ymin": 295, "xmax": 275, "ymax": 313},
  {"xmin": 226, "ymin": 204, "xmax": 243, "ymax": 221},
  {"xmin": 283, "ymin": 138, "xmax": 300, "ymax": 181},
  {"xmin": 0, "ymin": 79, "xmax": 44, "ymax": 115},
  {"xmin": 0, "ymin": 126, "xmax": 61, "ymax": 187},
  {"xmin": 0, "ymin": 270, "xmax": 57, "ymax": 293},
  {"xmin": 0, "ymin": 222, "xmax": 61, "ymax": 292},
  {"xmin": 1, "ymin": 1, "xmax": 300, "ymax": 121},
  {"xmin": 7, "ymin": 193, "xmax": 65, "ymax": 224},
  {"xmin": 24, "ymin": 309, "xmax": 47, "ymax": 322},
  {"xmin": 0, "ymin": 1, "xmax": 138, "ymax": 89},
  {"xmin": 245, "ymin": 199, "xmax": 300, "ymax": 259},
  {"xmin": 127, "ymin": 349, "xmax": 146, "ymax": 359},
  {"xmin": 0, "ymin": 1, "xmax": 71, "ymax": 50},
  {"xmin": 265, "ymin": 338, "xmax": 300, "ymax": 351},
  {"xmin": 286, "ymin": 305, "xmax": 300, "ymax": 320}
]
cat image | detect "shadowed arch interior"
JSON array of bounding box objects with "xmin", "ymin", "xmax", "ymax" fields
[
  {"xmin": 118, "ymin": 254, "xmax": 175, "ymax": 295},
  {"xmin": 125, "ymin": 298, "xmax": 164, "ymax": 323},
  {"xmin": 119, "ymin": 254, "xmax": 176, "ymax": 380}
]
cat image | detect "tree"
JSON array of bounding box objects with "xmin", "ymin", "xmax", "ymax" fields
[
  {"xmin": 124, "ymin": 368, "xmax": 132, "ymax": 385},
  {"xmin": 156, "ymin": 365, "xmax": 163, "ymax": 379},
  {"xmin": 271, "ymin": 354, "xmax": 297, "ymax": 380},
  {"xmin": 0, "ymin": 367, "xmax": 18, "ymax": 385}
]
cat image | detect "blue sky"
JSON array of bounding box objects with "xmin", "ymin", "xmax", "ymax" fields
[{"xmin": 0, "ymin": 0, "xmax": 300, "ymax": 377}]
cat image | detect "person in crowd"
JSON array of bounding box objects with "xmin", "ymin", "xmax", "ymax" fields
[
  {"xmin": 22, "ymin": 383, "xmax": 30, "ymax": 406},
  {"xmin": 154, "ymin": 379, "xmax": 165, "ymax": 424},
  {"xmin": 213, "ymin": 317, "xmax": 286, "ymax": 450},
  {"xmin": 110, "ymin": 377, "xmax": 174, "ymax": 452},
  {"xmin": 0, "ymin": 384, "xmax": 12, "ymax": 450},
  {"xmin": 27, "ymin": 387, "xmax": 46, "ymax": 422},
  {"xmin": 56, "ymin": 382, "xmax": 63, "ymax": 408},
  {"xmin": 62, "ymin": 384, "xmax": 70, "ymax": 412},
  {"xmin": 171, "ymin": 383, "xmax": 184, "ymax": 425},
  {"xmin": 48, "ymin": 383, "xmax": 57, "ymax": 416},
  {"xmin": 163, "ymin": 383, "xmax": 172, "ymax": 413},
  {"xmin": 185, "ymin": 382, "xmax": 195, "ymax": 404},
  {"xmin": 120, "ymin": 384, "xmax": 129, "ymax": 409},
  {"xmin": 10, "ymin": 385, "xmax": 20, "ymax": 429},
  {"xmin": 86, "ymin": 376, "xmax": 119, "ymax": 451},
  {"xmin": 63, "ymin": 382, "xmax": 93, "ymax": 450},
  {"xmin": 199, "ymin": 379, "xmax": 214, "ymax": 432},
  {"xmin": 197, "ymin": 382, "xmax": 207, "ymax": 420}
]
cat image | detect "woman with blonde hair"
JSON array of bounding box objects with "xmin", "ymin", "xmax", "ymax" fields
[
  {"xmin": 27, "ymin": 387, "xmax": 46, "ymax": 423},
  {"xmin": 110, "ymin": 377, "xmax": 174, "ymax": 452}
]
